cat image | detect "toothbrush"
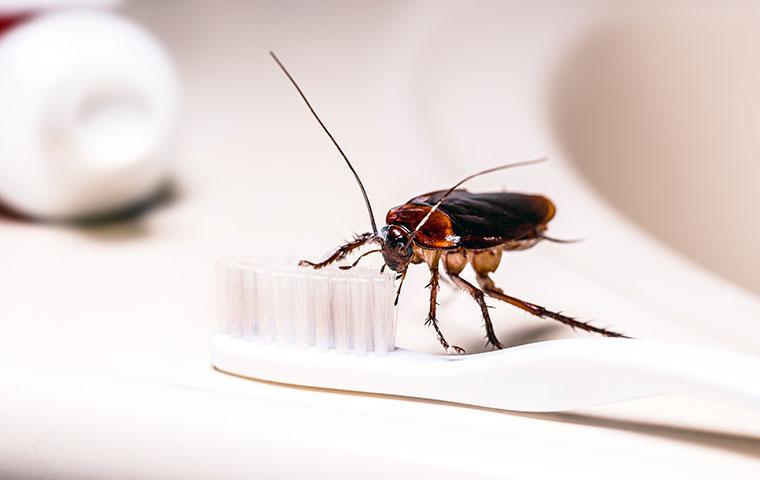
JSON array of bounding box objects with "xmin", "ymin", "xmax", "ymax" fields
[{"xmin": 211, "ymin": 259, "xmax": 760, "ymax": 413}]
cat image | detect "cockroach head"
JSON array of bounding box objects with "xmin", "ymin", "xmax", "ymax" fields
[{"xmin": 379, "ymin": 225, "xmax": 413, "ymax": 272}]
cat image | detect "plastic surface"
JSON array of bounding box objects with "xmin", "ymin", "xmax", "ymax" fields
[
  {"xmin": 212, "ymin": 334, "xmax": 760, "ymax": 413},
  {"xmin": 0, "ymin": 10, "xmax": 179, "ymax": 219}
]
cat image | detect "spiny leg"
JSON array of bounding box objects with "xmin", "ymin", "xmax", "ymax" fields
[
  {"xmin": 299, "ymin": 232, "xmax": 374, "ymax": 269},
  {"xmin": 424, "ymin": 250, "xmax": 464, "ymax": 354},
  {"xmin": 447, "ymin": 273, "xmax": 503, "ymax": 349},
  {"xmin": 475, "ymin": 272, "xmax": 629, "ymax": 338},
  {"xmin": 339, "ymin": 249, "xmax": 381, "ymax": 270},
  {"xmin": 443, "ymin": 250, "xmax": 503, "ymax": 349}
]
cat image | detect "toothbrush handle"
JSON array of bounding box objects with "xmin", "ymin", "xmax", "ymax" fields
[
  {"xmin": 211, "ymin": 336, "xmax": 760, "ymax": 413},
  {"xmin": 445, "ymin": 339, "xmax": 760, "ymax": 412}
]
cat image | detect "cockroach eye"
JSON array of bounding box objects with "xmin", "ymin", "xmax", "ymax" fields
[
  {"xmin": 381, "ymin": 225, "xmax": 411, "ymax": 251},
  {"xmin": 378, "ymin": 225, "xmax": 413, "ymax": 272}
]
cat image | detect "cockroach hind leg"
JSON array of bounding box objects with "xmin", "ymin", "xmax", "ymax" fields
[
  {"xmin": 475, "ymin": 272, "xmax": 630, "ymax": 339},
  {"xmin": 482, "ymin": 333, "xmax": 502, "ymax": 351},
  {"xmin": 445, "ymin": 270, "xmax": 505, "ymax": 350}
]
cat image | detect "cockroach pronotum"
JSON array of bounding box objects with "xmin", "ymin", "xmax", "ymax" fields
[{"xmin": 270, "ymin": 51, "xmax": 627, "ymax": 353}]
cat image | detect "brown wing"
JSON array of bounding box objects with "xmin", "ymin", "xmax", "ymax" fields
[{"xmin": 392, "ymin": 190, "xmax": 555, "ymax": 249}]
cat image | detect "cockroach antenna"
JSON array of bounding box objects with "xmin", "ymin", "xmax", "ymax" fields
[
  {"xmin": 403, "ymin": 157, "xmax": 548, "ymax": 250},
  {"xmin": 269, "ymin": 51, "xmax": 379, "ymax": 235}
]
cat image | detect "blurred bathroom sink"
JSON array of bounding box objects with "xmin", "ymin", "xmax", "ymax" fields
[{"xmin": 551, "ymin": 4, "xmax": 760, "ymax": 297}]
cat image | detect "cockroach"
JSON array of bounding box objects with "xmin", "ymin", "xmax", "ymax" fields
[{"xmin": 270, "ymin": 51, "xmax": 627, "ymax": 353}]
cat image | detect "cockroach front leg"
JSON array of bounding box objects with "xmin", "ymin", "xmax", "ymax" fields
[
  {"xmin": 299, "ymin": 232, "xmax": 374, "ymax": 269},
  {"xmin": 443, "ymin": 249, "xmax": 504, "ymax": 349},
  {"xmin": 424, "ymin": 251, "xmax": 464, "ymax": 354}
]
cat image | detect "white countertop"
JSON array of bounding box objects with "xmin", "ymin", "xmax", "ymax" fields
[{"xmin": 1, "ymin": 1, "xmax": 760, "ymax": 478}]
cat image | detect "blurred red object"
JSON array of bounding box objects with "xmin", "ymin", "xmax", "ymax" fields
[
  {"xmin": 0, "ymin": 14, "xmax": 27, "ymax": 221},
  {"xmin": 0, "ymin": 14, "xmax": 26, "ymax": 36}
]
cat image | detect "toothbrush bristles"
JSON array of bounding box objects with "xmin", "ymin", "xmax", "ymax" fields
[{"xmin": 215, "ymin": 258, "xmax": 398, "ymax": 355}]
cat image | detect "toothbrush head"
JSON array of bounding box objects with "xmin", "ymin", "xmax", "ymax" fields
[{"xmin": 215, "ymin": 258, "xmax": 397, "ymax": 355}]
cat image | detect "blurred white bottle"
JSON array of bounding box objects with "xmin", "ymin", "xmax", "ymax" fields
[{"xmin": 0, "ymin": 8, "xmax": 180, "ymax": 220}]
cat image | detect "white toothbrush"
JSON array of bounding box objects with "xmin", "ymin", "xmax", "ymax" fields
[{"xmin": 211, "ymin": 259, "xmax": 760, "ymax": 413}]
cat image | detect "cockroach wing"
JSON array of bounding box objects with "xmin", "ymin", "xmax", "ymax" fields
[{"xmin": 387, "ymin": 190, "xmax": 555, "ymax": 250}]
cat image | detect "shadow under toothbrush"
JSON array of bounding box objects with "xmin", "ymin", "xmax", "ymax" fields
[
  {"xmin": 526, "ymin": 411, "xmax": 760, "ymax": 462},
  {"xmin": 220, "ymin": 367, "xmax": 760, "ymax": 462}
]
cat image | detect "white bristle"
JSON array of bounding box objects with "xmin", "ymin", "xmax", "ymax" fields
[{"xmin": 215, "ymin": 258, "xmax": 398, "ymax": 355}]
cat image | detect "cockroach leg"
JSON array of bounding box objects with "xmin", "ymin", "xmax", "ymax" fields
[
  {"xmin": 443, "ymin": 249, "xmax": 503, "ymax": 350},
  {"xmin": 469, "ymin": 248, "xmax": 628, "ymax": 337},
  {"xmin": 425, "ymin": 267, "xmax": 449, "ymax": 350},
  {"xmin": 299, "ymin": 232, "xmax": 374, "ymax": 269},
  {"xmin": 474, "ymin": 272, "xmax": 629, "ymax": 338},
  {"xmin": 447, "ymin": 272, "xmax": 504, "ymax": 349},
  {"xmin": 425, "ymin": 251, "xmax": 464, "ymax": 354},
  {"xmin": 394, "ymin": 270, "xmax": 407, "ymax": 306},
  {"xmin": 338, "ymin": 249, "xmax": 381, "ymax": 270}
]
